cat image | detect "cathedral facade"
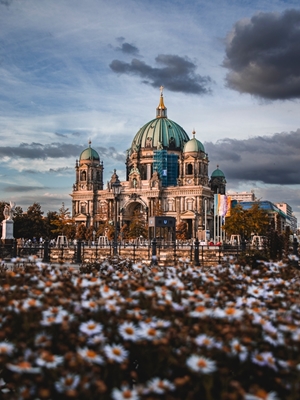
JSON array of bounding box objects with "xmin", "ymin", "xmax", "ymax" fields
[{"xmin": 70, "ymin": 90, "xmax": 226, "ymax": 239}]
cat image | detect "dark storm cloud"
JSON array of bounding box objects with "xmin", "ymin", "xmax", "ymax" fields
[
  {"xmin": 0, "ymin": 142, "xmax": 126, "ymax": 163},
  {"xmin": 206, "ymin": 130, "xmax": 300, "ymax": 184},
  {"xmin": 0, "ymin": 0, "xmax": 13, "ymax": 5},
  {"xmin": 110, "ymin": 54, "xmax": 212, "ymax": 94},
  {"xmin": 0, "ymin": 143, "xmax": 83, "ymax": 159},
  {"xmin": 223, "ymin": 9, "xmax": 300, "ymax": 100},
  {"xmin": 117, "ymin": 42, "xmax": 140, "ymax": 55}
]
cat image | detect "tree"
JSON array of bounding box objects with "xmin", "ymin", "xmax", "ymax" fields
[
  {"xmin": 86, "ymin": 226, "xmax": 95, "ymax": 242},
  {"xmin": 76, "ymin": 224, "xmax": 87, "ymax": 241},
  {"xmin": 12, "ymin": 206, "xmax": 24, "ymax": 238},
  {"xmin": 51, "ymin": 203, "xmax": 76, "ymax": 239},
  {"xmin": 223, "ymin": 203, "xmax": 269, "ymax": 240},
  {"xmin": 17, "ymin": 203, "xmax": 45, "ymax": 240},
  {"xmin": 176, "ymin": 221, "xmax": 188, "ymax": 240},
  {"xmin": 128, "ymin": 210, "xmax": 147, "ymax": 239}
]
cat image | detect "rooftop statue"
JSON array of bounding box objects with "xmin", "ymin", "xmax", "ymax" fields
[{"xmin": 3, "ymin": 201, "xmax": 16, "ymax": 221}]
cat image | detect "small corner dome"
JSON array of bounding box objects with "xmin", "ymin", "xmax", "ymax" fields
[
  {"xmin": 211, "ymin": 166, "xmax": 225, "ymax": 178},
  {"xmin": 183, "ymin": 136, "xmax": 205, "ymax": 153},
  {"xmin": 80, "ymin": 142, "xmax": 100, "ymax": 161}
]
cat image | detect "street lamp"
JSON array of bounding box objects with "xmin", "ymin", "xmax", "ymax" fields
[{"xmin": 112, "ymin": 177, "xmax": 122, "ymax": 255}]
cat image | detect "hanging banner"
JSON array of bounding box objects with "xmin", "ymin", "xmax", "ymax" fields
[{"xmin": 214, "ymin": 194, "xmax": 231, "ymax": 217}]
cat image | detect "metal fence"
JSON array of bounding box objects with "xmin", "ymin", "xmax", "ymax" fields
[{"xmin": 0, "ymin": 238, "xmax": 298, "ymax": 266}]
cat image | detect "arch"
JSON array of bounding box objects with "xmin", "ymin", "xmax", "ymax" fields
[
  {"xmin": 81, "ymin": 171, "xmax": 87, "ymax": 181},
  {"xmin": 186, "ymin": 163, "xmax": 193, "ymax": 175}
]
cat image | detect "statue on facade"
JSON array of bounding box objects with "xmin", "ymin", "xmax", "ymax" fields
[{"xmin": 3, "ymin": 202, "xmax": 15, "ymax": 220}]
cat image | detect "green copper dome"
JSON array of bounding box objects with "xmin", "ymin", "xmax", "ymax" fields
[
  {"xmin": 131, "ymin": 117, "xmax": 189, "ymax": 152},
  {"xmin": 130, "ymin": 90, "xmax": 189, "ymax": 153},
  {"xmin": 80, "ymin": 142, "xmax": 100, "ymax": 161},
  {"xmin": 183, "ymin": 132, "xmax": 205, "ymax": 153},
  {"xmin": 211, "ymin": 166, "xmax": 225, "ymax": 178}
]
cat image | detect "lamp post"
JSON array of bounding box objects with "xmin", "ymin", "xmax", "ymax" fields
[{"xmin": 112, "ymin": 177, "xmax": 122, "ymax": 255}]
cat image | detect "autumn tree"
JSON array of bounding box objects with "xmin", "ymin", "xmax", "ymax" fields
[
  {"xmin": 223, "ymin": 203, "xmax": 269, "ymax": 240},
  {"xmin": 86, "ymin": 226, "xmax": 95, "ymax": 242},
  {"xmin": 128, "ymin": 210, "xmax": 147, "ymax": 239},
  {"xmin": 76, "ymin": 224, "xmax": 87, "ymax": 241},
  {"xmin": 51, "ymin": 203, "xmax": 76, "ymax": 239},
  {"xmin": 176, "ymin": 221, "xmax": 188, "ymax": 240}
]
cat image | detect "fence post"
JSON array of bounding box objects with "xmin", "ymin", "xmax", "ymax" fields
[
  {"xmin": 12, "ymin": 240, "xmax": 17, "ymax": 258},
  {"xmin": 151, "ymin": 238, "xmax": 157, "ymax": 265},
  {"xmin": 173, "ymin": 241, "xmax": 177, "ymax": 264},
  {"xmin": 43, "ymin": 240, "xmax": 50, "ymax": 262},
  {"xmin": 194, "ymin": 238, "xmax": 200, "ymax": 267},
  {"xmin": 76, "ymin": 240, "xmax": 82, "ymax": 264},
  {"xmin": 293, "ymin": 237, "xmax": 298, "ymax": 256}
]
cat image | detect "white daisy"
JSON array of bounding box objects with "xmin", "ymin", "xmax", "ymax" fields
[
  {"xmin": 0, "ymin": 342, "xmax": 14, "ymax": 355},
  {"xmin": 138, "ymin": 323, "xmax": 163, "ymax": 341},
  {"xmin": 186, "ymin": 354, "xmax": 216, "ymax": 374},
  {"xmin": 55, "ymin": 374, "xmax": 80, "ymax": 393},
  {"xmin": 77, "ymin": 347, "xmax": 104, "ymax": 365},
  {"xmin": 230, "ymin": 339, "xmax": 248, "ymax": 361},
  {"xmin": 245, "ymin": 390, "xmax": 279, "ymax": 399},
  {"xmin": 7, "ymin": 361, "xmax": 41, "ymax": 374},
  {"xmin": 111, "ymin": 386, "xmax": 140, "ymax": 400},
  {"xmin": 81, "ymin": 300, "xmax": 99, "ymax": 312},
  {"xmin": 79, "ymin": 320, "xmax": 103, "ymax": 336},
  {"xmin": 214, "ymin": 307, "xmax": 243, "ymax": 319},
  {"xmin": 118, "ymin": 322, "xmax": 141, "ymax": 341},
  {"xmin": 146, "ymin": 377, "xmax": 175, "ymax": 394},
  {"xmin": 104, "ymin": 344, "xmax": 128, "ymax": 363},
  {"xmin": 194, "ymin": 334, "xmax": 216, "ymax": 349},
  {"xmin": 36, "ymin": 351, "xmax": 64, "ymax": 369}
]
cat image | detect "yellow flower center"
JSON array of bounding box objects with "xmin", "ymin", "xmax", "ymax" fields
[
  {"xmin": 197, "ymin": 359, "xmax": 207, "ymax": 368},
  {"xmin": 112, "ymin": 348, "xmax": 121, "ymax": 356}
]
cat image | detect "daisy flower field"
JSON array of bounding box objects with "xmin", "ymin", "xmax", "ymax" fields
[{"xmin": 0, "ymin": 256, "xmax": 298, "ymax": 399}]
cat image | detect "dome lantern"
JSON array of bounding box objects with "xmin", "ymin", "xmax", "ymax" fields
[{"xmin": 156, "ymin": 86, "xmax": 167, "ymax": 118}]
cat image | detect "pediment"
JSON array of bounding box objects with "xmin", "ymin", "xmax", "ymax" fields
[
  {"xmin": 75, "ymin": 213, "xmax": 88, "ymax": 220},
  {"xmin": 180, "ymin": 210, "xmax": 196, "ymax": 219}
]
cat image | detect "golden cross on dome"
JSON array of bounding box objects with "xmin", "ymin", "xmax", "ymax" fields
[{"xmin": 160, "ymin": 85, "xmax": 164, "ymax": 95}]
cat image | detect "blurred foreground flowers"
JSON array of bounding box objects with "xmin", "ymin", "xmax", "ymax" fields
[{"xmin": 0, "ymin": 256, "xmax": 299, "ymax": 399}]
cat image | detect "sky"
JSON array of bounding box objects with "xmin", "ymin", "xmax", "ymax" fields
[{"xmin": 1, "ymin": 0, "xmax": 300, "ymax": 220}]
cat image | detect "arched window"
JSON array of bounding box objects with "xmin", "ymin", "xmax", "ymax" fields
[
  {"xmin": 187, "ymin": 164, "xmax": 193, "ymax": 175},
  {"xmin": 81, "ymin": 171, "xmax": 86, "ymax": 181}
]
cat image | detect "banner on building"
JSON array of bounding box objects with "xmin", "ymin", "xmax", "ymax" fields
[{"xmin": 214, "ymin": 194, "xmax": 231, "ymax": 217}]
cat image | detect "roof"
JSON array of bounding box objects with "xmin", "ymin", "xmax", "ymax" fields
[
  {"xmin": 130, "ymin": 117, "xmax": 189, "ymax": 152},
  {"xmin": 129, "ymin": 91, "xmax": 189, "ymax": 153},
  {"xmin": 238, "ymin": 201, "xmax": 289, "ymax": 219},
  {"xmin": 79, "ymin": 142, "xmax": 100, "ymax": 161},
  {"xmin": 211, "ymin": 166, "xmax": 225, "ymax": 178},
  {"xmin": 183, "ymin": 131, "xmax": 205, "ymax": 153}
]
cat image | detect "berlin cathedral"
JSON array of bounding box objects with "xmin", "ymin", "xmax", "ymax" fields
[{"xmin": 71, "ymin": 89, "xmax": 226, "ymax": 239}]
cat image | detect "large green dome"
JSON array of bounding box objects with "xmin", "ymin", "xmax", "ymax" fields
[
  {"xmin": 131, "ymin": 117, "xmax": 189, "ymax": 152},
  {"xmin": 130, "ymin": 91, "xmax": 189, "ymax": 153},
  {"xmin": 183, "ymin": 133, "xmax": 205, "ymax": 153},
  {"xmin": 80, "ymin": 142, "xmax": 100, "ymax": 161}
]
